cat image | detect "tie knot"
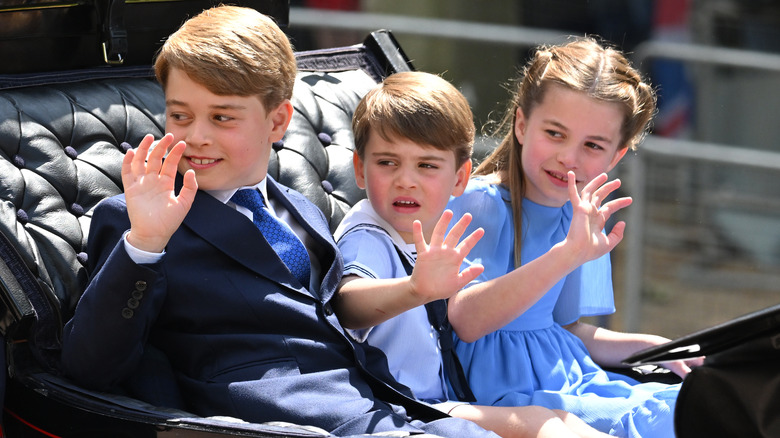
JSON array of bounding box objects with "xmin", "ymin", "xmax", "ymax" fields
[{"xmin": 231, "ymin": 189, "xmax": 264, "ymax": 211}]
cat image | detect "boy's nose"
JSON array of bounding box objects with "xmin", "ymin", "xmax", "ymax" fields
[
  {"xmin": 185, "ymin": 120, "xmax": 212, "ymax": 147},
  {"xmin": 394, "ymin": 166, "xmax": 417, "ymax": 188}
]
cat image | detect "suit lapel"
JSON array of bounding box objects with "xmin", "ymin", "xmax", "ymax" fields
[{"xmin": 179, "ymin": 176, "xmax": 339, "ymax": 302}]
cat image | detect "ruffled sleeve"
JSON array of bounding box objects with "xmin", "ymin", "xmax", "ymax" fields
[
  {"xmin": 552, "ymin": 203, "xmax": 616, "ymax": 324},
  {"xmin": 447, "ymin": 179, "xmax": 516, "ymax": 282},
  {"xmin": 553, "ymin": 253, "xmax": 616, "ymax": 324}
]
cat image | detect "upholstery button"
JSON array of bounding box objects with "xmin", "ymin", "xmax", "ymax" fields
[
  {"xmin": 121, "ymin": 308, "xmax": 134, "ymax": 319},
  {"xmin": 131, "ymin": 290, "xmax": 144, "ymax": 300},
  {"xmin": 127, "ymin": 298, "xmax": 140, "ymax": 309},
  {"xmin": 70, "ymin": 203, "xmax": 84, "ymax": 216},
  {"xmin": 120, "ymin": 142, "xmax": 133, "ymax": 153},
  {"xmin": 320, "ymin": 180, "xmax": 333, "ymax": 194},
  {"xmin": 16, "ymin": 209, "xmax": 28, "ymax": 224},
  {"xmin": 64, "ymin": 146, "xmax": 78, "ymax": 159},
  {"xmin": 76, "ymin": 252, "xmax": 88, "ymax": 265},
  {"xmin": 13, "ymin": 155, "xmax": 25, "ymax": 168},
  {"xmin": 135, "ymin": 280, "xmax": 147, "ymax": 291},
  {"xmin": 272, "ymin": 140, "xmax": 284, "ymax": 151},
  {"xmin": 323, "ymin": 303, "xmax": 333, "ymax": 316},
  {"xmin": 317, "ymin": 132, "xmax": 332, "ymax": 146}
]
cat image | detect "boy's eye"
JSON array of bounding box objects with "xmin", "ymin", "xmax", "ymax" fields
[
  {"xmin": 419, "ymin": 163, "xmax": 438, "ymax": 169},
  {"xmin": 169, "ymin": 112, "xmax": 189, "ymax": 121},
  {"xmin": 585, "ymin": 142, "xmax": 604, "ymax": 151},
  {"xmin": 214, "ymin": 114, "xmax": 234, "ymax": 122}
]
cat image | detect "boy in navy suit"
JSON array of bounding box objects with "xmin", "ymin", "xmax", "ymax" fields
[{"xmin": 60, "ymin": 5, "xmax": 497, "ymax": 437}]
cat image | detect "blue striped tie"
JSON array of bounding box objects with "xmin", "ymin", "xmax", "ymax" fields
[{"xmin": 231, "ymin": 189, "xmax": 311, "ymax": 286}]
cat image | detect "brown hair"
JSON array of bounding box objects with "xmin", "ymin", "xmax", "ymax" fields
[
  {"xmin": 352, "ymin": 71, "xmax": 475, "ymax": 168},
  {"xmin": 475, "ymin": 36, "xmax": 657, "ymax": 267},
  {"xmin": 154, "ymin": 5, "xmax": 297, "ymax": 111}
]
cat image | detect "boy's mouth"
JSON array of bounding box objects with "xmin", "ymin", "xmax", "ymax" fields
[
  {"xmin": 393, "ymin": 199, "xmax": 420, "ymax": 210},
  {"xmin": 189, "ymin": 157, "xmax": 218, "ymax": 165},
  {"xmin": 185, "ymin": 156, "xmax": 222, "ymax": 170}
]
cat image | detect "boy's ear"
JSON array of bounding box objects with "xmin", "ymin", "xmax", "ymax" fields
[
  {"xmin": 268, "ymin": 100, "xmax": 294, "ymax": 143},
  {"xmin": 451, "ymin": 159, "xmax": 472, "ymax": 197},
  {"xmin": 607, "ymin": 147, "xmax": 629, "ymax": 172},
  {"xmin": 352, "ymin": 151, "xmax": 367, "ymax": 190}
]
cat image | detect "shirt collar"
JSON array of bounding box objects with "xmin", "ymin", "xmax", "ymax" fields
[{"xmin": 208, "ymin": 178, "xmax": 269, "ymax": 206}]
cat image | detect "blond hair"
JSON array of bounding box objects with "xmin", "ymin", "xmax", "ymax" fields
[{"xmin": 154, "ymin": 5, "xmax": 297, "ymax": 111}]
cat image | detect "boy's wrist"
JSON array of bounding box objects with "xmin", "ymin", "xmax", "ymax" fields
[{"xmin": 126, "ymin": 231, "xmax": 167, "ymax": 254}]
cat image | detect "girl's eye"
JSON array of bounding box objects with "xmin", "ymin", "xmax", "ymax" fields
[{"xmin": 545, "ymin": 129, "xmax": 563, "ymax": 138}]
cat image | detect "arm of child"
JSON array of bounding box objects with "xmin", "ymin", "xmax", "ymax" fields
[
  {"xmin": 334, "ymin": 210, "xmax": 484, "ymax": 330},
  {"xmin": 61, "ymin": 133, "xmax": 198, "ymax": 389},
  {"xmin": 122, "ymin": 133, "xmax": 198, "ymax": 253},
  {"xmin": 563, "ymin": 320, "xmax": 704, "ymax": 378},
  {"xmin": 449, "ymin": 172, "xmax": 632, "ymax": 343}
]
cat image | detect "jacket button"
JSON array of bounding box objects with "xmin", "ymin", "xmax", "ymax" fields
[
  {"xmin": 323, "ymin": 304, "xmax": 333, "ymax": 316},
  {"xmin": 131, "ymin": 290, "xmax": 144, "ymax": 300},
  {"xmin": 135, "ymin": 281, "xmax": 147, "ymax": 291},
  {"xmin": 121, "ymin": 308, "xmax": 134, "ymax": 319},
  {"xmin": 127, "ymin": 298, "xmax": 140, "ymax": 309}
]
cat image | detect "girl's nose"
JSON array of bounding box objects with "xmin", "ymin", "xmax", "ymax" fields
[{"xmin": 557, "ymin": 145, "xmax": 579, "ymax": 169}]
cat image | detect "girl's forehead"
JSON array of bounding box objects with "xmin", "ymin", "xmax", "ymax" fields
[{"xmin": 533, "ymin": 86, "xmax": 623, "ymax": 130}]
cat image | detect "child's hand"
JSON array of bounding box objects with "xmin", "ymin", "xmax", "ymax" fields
[
  {"xmin": 409, "ymin": 210, "xmax": 485, "ymax": 302},
  {"xmin": 661, "ymin": 356, "xmax": 704, "ymax": 379},
  {"xmin": 122, "ymin": 133, "xmax": 198, "ymax": 253},
  {"xmin": 564, "ymin": 171, "xmax": 632, "ymax": 263}
]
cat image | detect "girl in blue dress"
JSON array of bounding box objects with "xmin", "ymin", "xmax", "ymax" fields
[{"xmin": 445, "ymin": 37, "xmax": 702, "ymax": 437}]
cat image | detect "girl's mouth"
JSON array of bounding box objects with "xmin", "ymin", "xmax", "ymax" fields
[{"xmin": 546, "ymin": 170, "xmax": 580, "ymax": 186}]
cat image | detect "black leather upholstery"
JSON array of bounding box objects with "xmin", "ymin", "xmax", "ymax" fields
[{"xmin": 0, "ymin": 77, "xmax": 165, "ymax": 369}]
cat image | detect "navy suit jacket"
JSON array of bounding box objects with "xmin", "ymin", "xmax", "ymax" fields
[{"xmin": 61, "ymin": 176, "xmax": 496, "ymax": 437}]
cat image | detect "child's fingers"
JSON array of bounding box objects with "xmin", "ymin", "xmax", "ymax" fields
[
  {"xmin": 129, "ymin": 134, "xmax": 155, "ymax": 174},
  {"xmin": 161, "ymin": 141, "xmax": 187, "ymax": 179},
  {"xmin": 598, "ymin": 196, "xmax": 633, "ymax": 219},
  {"xmin": 605, "ymin": 221, "xmax": 626, "ymax": 249},
  {"xmin": 121, "ymin": 148, "xmax": 137, "ymax": 187},
  {"xmin": 457, "ymin": 264, "xmax": 485, "ymax": 288},
  {"xmin": 579, "ymin": 172, "xmax": 609, "ymax": 202},
  {"xmin": 590, "ymin": 178, "xmax": 622, "ymax": 207},
  {"xmin": 442, "ymin": 211, "xmax": 472, "ymax": 248},
  {"xmin": 146, "ymin": 133, "xmax": 175, "ymax": 175},
  {"xmin": 177, "ymin": 169, "xmax": 199, "ymax": 209},
  {"xmin": 431, "ymin": 209, "xmax": 455, "ymax": 246},
  {"xmin": 412, "ymin": 220, "xmax": 428, "ymax": 252},
  {"xmin": 455, "ymin": 227, "xmax": 484, "ymax": 256},
  {"xmin": 567, "ymin": 171, "xmax": 580, "ymax": 203}
]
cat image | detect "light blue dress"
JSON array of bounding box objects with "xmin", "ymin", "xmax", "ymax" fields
[{"xmin": 446, "ymin": 178, "xmax": 681, "ymax": 438}]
